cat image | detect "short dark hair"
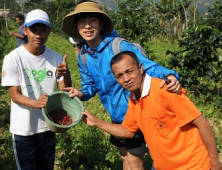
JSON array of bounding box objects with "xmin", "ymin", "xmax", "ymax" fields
[
  {"xmin": 15, "ymin": 14, "xmax": 24, "ymax": 21},
  {"xmin": 110, "ymin": 51, "xmax": 140, "ymax": 70}
]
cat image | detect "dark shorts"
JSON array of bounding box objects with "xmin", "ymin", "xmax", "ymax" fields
[
  {"xmin": 110, "ymin": 121, "xmax": 148, "ymax": 155},
  {"xmin": 13, "ymin": 131, "xmax": 55, "ymax": 170}
]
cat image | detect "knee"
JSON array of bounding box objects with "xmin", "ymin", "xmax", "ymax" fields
[
  {"xmin": 118, "ymin": 147, "xmax": 128, "ymax": 161},
  {"xmin": 127, "ymin": 153, "xmax": 144, "ymax": 170}
]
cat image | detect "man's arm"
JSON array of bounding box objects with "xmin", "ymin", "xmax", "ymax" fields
[
  {"xmin": 8, "ymin": 86, "xmax": 48, "ymax": 108},
  {"xmin": 81, "ymin": 110, "xmax": 135, "ymax": 138},
  {"xmin": 191, "ymin": 115, "xmax": 222, "ymax": 170},
  {"xmin": 9, "ymin": 32, "xmax": 26, "ymax": 39},
  {"xmin": 58, "ymin": 70, "xmax": 71, "ymax": 90}
]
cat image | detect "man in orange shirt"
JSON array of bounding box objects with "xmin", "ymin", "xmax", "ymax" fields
[{"xmin": 82, "ymin": 51, "xmax": 222, "ymax": 170}]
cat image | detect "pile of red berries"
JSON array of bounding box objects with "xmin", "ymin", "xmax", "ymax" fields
[{"xmin": 48, "ymin": 111, "xmax": 72, "ymax": 125}]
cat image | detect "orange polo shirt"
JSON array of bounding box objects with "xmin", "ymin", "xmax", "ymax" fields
[{"xmin": 122, "ymin": 74, "xmax": 211, "ymax": 170}]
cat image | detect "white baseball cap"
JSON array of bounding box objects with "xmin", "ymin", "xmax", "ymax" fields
[{"xmin": 25, "ymin": 9, "xmax": 51, "ymax": 28}]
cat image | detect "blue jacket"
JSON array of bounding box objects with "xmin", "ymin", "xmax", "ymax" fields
[{"xmin": 78, "ymin": 31, "xmax": 179, "ymax": 123}]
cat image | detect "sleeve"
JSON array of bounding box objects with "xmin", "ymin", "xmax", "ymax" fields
[
  {"xmin": 1, "ymin": 54, "xmax": 20, "ymax": 86},
  {"xmin": 165, "ymin": 88, "xmax": 202, "ymax": 127},
  {"xmin": 120, "ymin": 41, "xmax": 180, "ymax": 80},
  {"xmin": 77, "ymin": 53, "xmax": 98, "ymax": 101},
  {"xmin": 122, "ymin": 96, "xmax": 140, "ymax": 133}
]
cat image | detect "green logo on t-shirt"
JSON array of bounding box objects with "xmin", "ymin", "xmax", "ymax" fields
[
  {"xmin": 24, "ymin": 68, "xmax": 53, "ymax": 83},
  {"xmin": 31, "ymin": 68, "xmax": 53, "ymax": 82}
]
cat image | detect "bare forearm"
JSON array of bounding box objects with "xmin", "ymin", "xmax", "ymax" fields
[
  {"xmin": 10, "ymin": 32, "xmax": 25, "ymax": 39},
  {"xmin": 82, "ymin": 110, "xmax": 135, "ymax": 138},
  {"xmin": 8, "ymin": 86, "xmax": 48, "ymax": 109},
  {"xmin": 58, "ymin": 75, "xmax": 72, "ymax": 91},
  {"xmin": 63, "ymin": 70, "xmax": 72, "ymax": 87},
  {"xmin": 192, "ymin": 115, "xmax": 221, "ymax": 168},
  {"xmin": 198, "ymin": 122, "xmax": 220, "ymax": 165},
  {"xmin": 94, "ymin": 119, "xmax": 135, "ymax": 138},
  {"xmin": 10, "ymin": 93, "xmax": 40, "ymax": 108}
]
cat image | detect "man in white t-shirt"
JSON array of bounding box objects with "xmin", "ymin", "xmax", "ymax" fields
[{"xmin": 1, "ymin": 9, "xmax": 71, "ymax": 170}]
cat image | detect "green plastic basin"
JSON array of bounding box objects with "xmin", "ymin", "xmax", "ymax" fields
[{"xmin": 42, "ymin": 91, "xmax": 84, "ymax": 133}]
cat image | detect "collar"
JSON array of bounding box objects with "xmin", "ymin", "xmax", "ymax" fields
[{"xmin": 132, "ymin": 74, "xmax": 151, "ymax": 100}]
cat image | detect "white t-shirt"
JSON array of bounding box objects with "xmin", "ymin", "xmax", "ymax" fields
[{"xmin": 1, "ymin": 45, "xmax": 63, "ymax": 136}]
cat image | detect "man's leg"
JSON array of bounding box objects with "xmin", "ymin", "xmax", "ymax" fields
[
  {"xmin": 127, "ymin": 151, "xmax": 144, "ymax": 170},
  {"xmin": 36, "ymin": 131, "xmax": 55, "ymax": 170},
  {"xmin": 110, "ymin": 133, "xmax": 132, "ymax": 170},
  {"xmin": 13, "ymin": 131, "xmax": 55, "ymax": 170},
  {"xmin": 125, "ymin": 130, "xmax": 148, "ymax": 170},
  {"xmin": 118, "ymin": 147, "xmax": 131, "ymax": 170},
  {"xmin": 110, "ymin": 131, "xmax": 148, "ymax": 170},
  {"xmin": 117, "ymin": 146, "xmax": 145, "ymax": 170},
  {"xmin": 13, "ymin": 134, "xmax": 37, "ymax": 170}
]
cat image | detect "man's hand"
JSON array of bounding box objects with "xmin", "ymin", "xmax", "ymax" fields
[
  {"xmin": 82, "ymin": 110, "xmax": 135, "ymax": 139},
  {"xmin": 56, "ymin": 54, "xmax": 69, "ymax": 77},
  {"xmin": 37, "ymin": 93, "xmax": 48, "ymax": 108},
  {"xmin": 62, "ymin": 87, "xmax": 84, "ymax": 99},
  {"xmin": 160, "ymin": 75, "xmax": 180, "ymax": 93},
  {"xmin": 81, "ymin": 110, "xmax": 99, "ymax": 126},
  {"xmin": 9, "ymin": 31, "xmax": 14, "ymax": 36},
  {"xmin": 211, "ymin": 161, "xmax": 222, "ymax": 170}
]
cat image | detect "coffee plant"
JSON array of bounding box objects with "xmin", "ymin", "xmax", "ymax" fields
[
  {"xmin": 166, "ymin": 26, "xmax": 222, "ymax": 90},
  {"xmin": 206, "ymin": 0, "xmax": 222, "ymax": 32}
]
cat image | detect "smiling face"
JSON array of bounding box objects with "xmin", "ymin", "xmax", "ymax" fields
[
  {"xmin": 76, "ymin": 14, "xmax": 103, "ymax": 48},
  {"xmin": 111, "ymin": 54, "xmax": 144, "ymax": 97},
  {"xmin": 23, "ymin": 23, "xmax": 51, "ymax": 55}
]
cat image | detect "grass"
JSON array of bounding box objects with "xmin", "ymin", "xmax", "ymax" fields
[{"xmin": 146, "ymin": 37, "xmax": 179, "ymax": 66}]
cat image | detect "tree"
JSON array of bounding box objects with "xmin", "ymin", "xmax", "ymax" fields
[
  {"xmin": 44, "ymin": 0, "xmax": 76, "ymax": 34},
  {"xmin": 188, "ymin": 4, "xmax": 203, "ymax": 27},
  {"xmin": 190, "ymin": 0, "xmax": 203, "ymax": 27},
  {"xmin": 0, "ymin": 0, "xmax": 21, "ymax": 14},
  {"xmin": 180, "ymin": 0, "xmax": 190, "ymax": 29},
  {"xmin": 22, "ymin": 0, "xmax": 76, "ymax": 35},
  {"xmin": 155, "ymin": 0, "xmax": 190, "ymax": 38},
  {"xmin": 112, "ymin": 0, "xmax": 160, "ymax": 44},
  {"xmin": 23, "ymin": 0, "xmax": 46, "ymax": 13},
  {"xmin": 206, "ymin": 0, "xmax": 222, "ymax": 32}
]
